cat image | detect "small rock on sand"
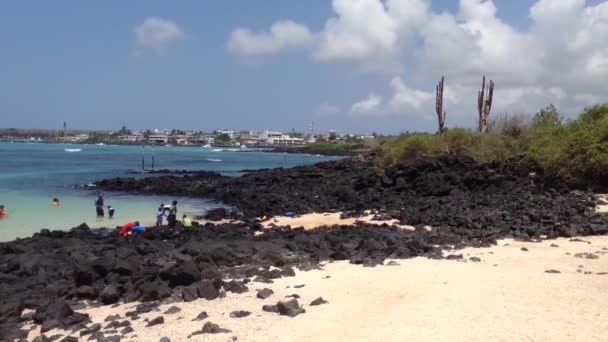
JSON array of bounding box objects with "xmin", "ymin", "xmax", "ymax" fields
[
  {"xmin": 159, "ymin": 337, "xmax": 171, "ymax": 342},
  {"xmin": 521, "ymin": 247, "xmax": 529, "ymax": 252},
  {"xmin": 163, "ymin": 306, "xmax": 181, "ymax": 315},
  {"xmin": 278, "ymin": 299, "xmax": 305, "ymax": 317},
  {"xmin": 262, "ymin": 304, "xmax": 280, "ymax": 313},
  {"xmin": 294, "ymin": 284, "xmax": 305, "ymax": 288},
  {"xmin": 230, "ymin": 310, "xmax": 251, "ymax": 318},
  {"xmin": 104, "ymin": 315, "xmax": 121, "ymax": 322},
  {"xmin": 192, "ymin": 311, "xmax": 209, "ymax": 321},
  {"xmin": 256, "ymin": 288, "xmax": 274, "ymax": 299},
  {"xmin": 310, "ymin": 297, "xmax": 329, "ymax": 306},
  {"xmin": 545, "ymin": 269, "xmax": 561, "ymax": 274},
  {"xmin": 385, "ymin": 261, "xmax": 400, "ymax": 266},
  {"xmin": 146, "ymin": 316, "xmax": 164, "ymax": 327},
  {"xmin": 189, "ymin": 322, "xmax": 232, "ymax": 336}
]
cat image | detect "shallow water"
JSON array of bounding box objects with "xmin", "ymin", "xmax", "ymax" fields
[{"xmin": 0, "ymin": 142, "xmax": 336, "ymax": 241}]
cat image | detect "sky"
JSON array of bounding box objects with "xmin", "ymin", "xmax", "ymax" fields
[{"xmin": 1, "ymin": 0, "xmax": 607, "ymax": 134}]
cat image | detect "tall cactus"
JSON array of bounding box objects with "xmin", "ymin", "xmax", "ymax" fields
[
  {"xmin": 477, "ymin": 76, "xmax": 494, "ymax": 133},
  {"xmin": 436, "ymin": 76, "xmax": 446, "ymax": 133}
]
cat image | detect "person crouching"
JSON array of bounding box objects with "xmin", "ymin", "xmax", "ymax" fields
[{"xmin": 118, "ymin": 221, "xmax": 146, "ymax": 237}]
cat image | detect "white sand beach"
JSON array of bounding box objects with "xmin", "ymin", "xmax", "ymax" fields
[{"xmin": 27, "ymin": 235, "xmax": 608, "ymax": 342}]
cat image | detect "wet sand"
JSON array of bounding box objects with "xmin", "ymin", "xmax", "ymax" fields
[{"xmin": 27, "ymin": 235, "xmax": 608, "ymax": 342}]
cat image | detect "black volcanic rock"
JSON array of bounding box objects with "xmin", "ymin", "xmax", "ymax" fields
[
  {"xmin": 146, "ymin": 316, "xmax": 164, "ymax": 327},
  {"xmin": 1, "ymin": 155, "xmax": 608, "ymax": 341},
  {"xmin": 277, "ymin": 299, "xmax": 305, "ymax": 317},
  {"xmin": 229, "ymin": 310, "xmax": 250, "ymax": 318},
  {"xmin": 310, "ymin": 297, "xmax": 329, "ymax": 306},
  {"xmin": 256, "ymin": 288, "xmax": 274, "ymax": 299}
]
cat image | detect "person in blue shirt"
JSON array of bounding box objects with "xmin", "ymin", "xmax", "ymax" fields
[
  {"xmin": 107, "ymin": 205, "xmax": 115, "ymax": 218},
  {"xmin": 95, "ymin": 193, "xmax": 104, "ymax": 218}
]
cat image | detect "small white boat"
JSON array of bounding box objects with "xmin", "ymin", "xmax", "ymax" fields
[
  {"xmin": 64, "ymin": 148, "xmax": 82, "ymax": 152},
  {"xmin": 96, "ymin": 143, "xmax": 105, "ymax": 146},
  {"xmin": 202, "ymin": 144, "xmax": 211, "ymax": 148},
  {"xmin": 212, "ymin": 148, "xmax": 223, "ymax": 152},
  {"xmin": 240, "ymin": 144, "xmax": 247, "ymax": 149},
  {"xmin": 206, "ymin": 158, "xmax": 222, "ymax": 162}
]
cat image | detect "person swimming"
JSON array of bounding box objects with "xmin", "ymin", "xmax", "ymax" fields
[
  {"xmin": 107, "ymin": 205, "xmax": 115, "ymax": 218},
  {"xmin": 182, "ymin": 214, "xmax": 192, "ymax": 227},
  {"xmin": 51, "ymin": 198, "xmax": 60, "ymax": 206},
  {"xmin": 0, "ymin": 205, "xmax": 6, "ymax": 217}
]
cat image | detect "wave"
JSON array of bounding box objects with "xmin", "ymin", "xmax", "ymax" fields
[{"xmin": 64, "ymin": 149, "xmax": 82, "ymax": 152}]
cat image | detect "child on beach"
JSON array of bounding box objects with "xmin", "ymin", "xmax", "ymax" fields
[
  {"xmin": 107, "ymin": 205, "xmax": 115, "ymax": 218},
  {"xmin": 156, "ymin": 203, "xmax": 166, "ymax": 226},
  {"xmin": 182, "ymin": 214, "xmax": 192, "ymax": 227}
]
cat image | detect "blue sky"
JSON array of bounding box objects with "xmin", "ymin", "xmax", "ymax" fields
[{"xmin": 1, "ymin": 1, "xmax": 607, "ymax": 134}]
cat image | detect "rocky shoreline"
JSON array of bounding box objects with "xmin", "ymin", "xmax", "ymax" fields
[{"xmin": 1, "ymin": 154, "xmax": 607, "ymax": 340}]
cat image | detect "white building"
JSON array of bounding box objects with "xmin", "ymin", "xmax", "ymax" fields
[
  {"xmin": 148, "ymin": 134, "xmax": 169, "ymax": 144},
  {"xmin": 217, "ymin": 130, "xmax": 235, "ymax": 139},
  {"xmin": 117, "ymin": 134, "xmax": 143, "ymax": 142}
]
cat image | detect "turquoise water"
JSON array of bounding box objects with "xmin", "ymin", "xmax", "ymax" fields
[{"xmin": 0, "ymin": 142, "xmax": 336, "ymax": 241}]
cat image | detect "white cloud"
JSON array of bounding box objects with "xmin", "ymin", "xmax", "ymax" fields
[
  {"xmin": 351, "ymin": 93, "xmax": 383, "ymax": 114},
  {"xmin": 317, "ymin": 103, "xmax": 341, "ymax": 115},
  {"xmin": 227, "ymin": 20, "xmax": 313, "ymax": 55},
  {"xmin": 389, "ymin": 76, "xmax": 434, "ymax": 111},
  {"xmin": 228, "ymin": 0, "xmax": 608, "ymax": 124},
  {"xmin": 134, "ymin": 17, "xmax": 186, "ymax": 56}
]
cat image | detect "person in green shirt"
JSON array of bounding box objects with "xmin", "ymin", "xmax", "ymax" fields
[{"xmin": 182, "ymin": 214, "xmax": 192, "ymax": 227}]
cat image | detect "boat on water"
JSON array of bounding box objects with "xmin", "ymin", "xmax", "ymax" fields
[
  {"xmin": 206, "ymin": 158, "xmax": 222, "ymax": 162},
  {"xmin": 240, "ymin": 144, "xmax": 247, "ymax": 149},
  {"xmin": 64, "ymin": 148, "xmax": 82, "ymax": 152},
  {"xmin": 96, "ymin": 143, "xmax": 105, "ymax": 146},
  {"xmin": 202, "ymin": 144, "xmax": 211, "ymax": 148}
]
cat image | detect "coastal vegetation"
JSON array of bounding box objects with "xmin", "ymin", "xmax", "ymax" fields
[{"xmin": 380, "ymin": 103, "xmax": 608, "ymax": 188}]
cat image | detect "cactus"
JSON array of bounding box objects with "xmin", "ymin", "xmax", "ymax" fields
[
  {"xmin": 477, "ymin": 76, "xmax": 494, "ymax": 133},
  {"xmin": 436, "ymin": 76, "xmax": 446, "ymax": 134}
]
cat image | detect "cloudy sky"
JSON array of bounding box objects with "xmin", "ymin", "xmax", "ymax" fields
[{"xmin": 1, "ymin": 0, "xmax": 607, "ymax": 133}]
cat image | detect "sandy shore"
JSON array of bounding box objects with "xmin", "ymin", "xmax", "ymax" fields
[
  {"xmin": 26, "ymin": 235, "xmax": 608, "ymax": 342},
  {"xmin": 262, "ymin": 212, "xmax": 419, "ymax": 231}
]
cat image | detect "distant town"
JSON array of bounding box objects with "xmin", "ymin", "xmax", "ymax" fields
[{"xmin": 0, "ymin": 125, "xmax": 377, "ymax": 148}]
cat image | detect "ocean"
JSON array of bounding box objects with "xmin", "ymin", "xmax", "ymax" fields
[{"xmin": 0, "ymin": 142, "xmax": 336, "ymax": 241}]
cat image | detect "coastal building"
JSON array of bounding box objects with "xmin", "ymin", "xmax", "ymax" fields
[
  {"xmin": 217, "ymin": 130, "xmax": 235, "ymax": 139},
  {"xmin": 117, "ymin": 134, "xmax": 143, "ymax": 142},
  {"xmin": 59, "ymin": 134, "xmax": 89, "ymax": 142},
  {"xmin": 148, "ymin": 134, "xmax": 169, "ymax": 144}
]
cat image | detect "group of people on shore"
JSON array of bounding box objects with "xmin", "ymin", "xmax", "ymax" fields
[{"xmin": 117, "ymin": 199, "xmax": 194, "ymax": 237}]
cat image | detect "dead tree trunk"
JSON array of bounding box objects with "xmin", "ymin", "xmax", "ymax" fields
[
  {"xmin": 436, "ymin": 76, "xmax": 446, "ymax": 134},
  {"xmin": 477, "ymin": 76, "xmax": 494, "ymax": 133}
]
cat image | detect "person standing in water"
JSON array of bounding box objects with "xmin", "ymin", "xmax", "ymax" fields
[
  {"xmin": 107, "ymin": 205, "xmax": 115, "ymax": 218},
  {"xmin": 167, "ymin": 200, "xmax": 178, "ymax": 229},
  {"xmin": 51, "ymin": 198, "xmax": 60, "ymax": 206},
  {"xmin": 95, "ymin": 193, "xmax": 104, "ymax": 218},
  {"xmin": 0, "ymin": 205, "xmax": 6, "ymax": 217}
]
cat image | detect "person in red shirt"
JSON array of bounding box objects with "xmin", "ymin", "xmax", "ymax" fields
[
  {"xmin": 0, "ymin": 205, "xmax": 6, "ymax": 217},
  {"xmin": 118, "ymin": 221, "xmax": 145, "ymax": 236}
]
